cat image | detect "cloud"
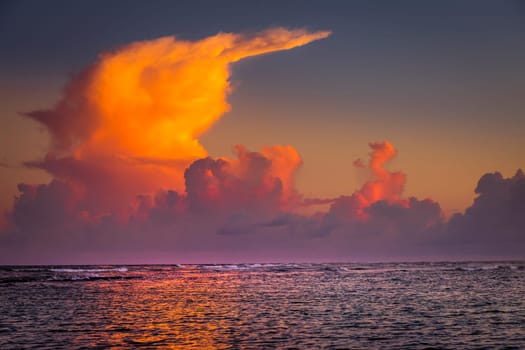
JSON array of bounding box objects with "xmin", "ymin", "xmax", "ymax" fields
[
  {"xmin": 185, "ymin": 144, "xmax": 301, "ymax": 215},
  {"xmin": 11, "ymin": 180, "xmax": 79, "ymax": 233},
  {"xmin": 446, "ymin": 169, "xmax": 525, "ymax": 257},
  {"xmin": 314, "ymin": 143, "xmax": 445, "ymax": 259},
  {"xmin": 4, "ymin": 147, "xmax": 524, "ymax": 263},
  {"xmin": 328, "ymin": 141, "xmax": 409, "ymax": 221},
  {"xmin": 26, "ymin": 28, "xmax": 330, "ymax": 157},
  {"xmin": 23, "ymin": 28, "xmax": 329, "ymax": 210}
]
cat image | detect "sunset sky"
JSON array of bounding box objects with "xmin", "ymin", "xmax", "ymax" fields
[{"xmin": 1, "ymin": 1, "xmax": 524, "ymax": 264}]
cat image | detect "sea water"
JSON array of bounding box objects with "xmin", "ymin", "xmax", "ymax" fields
[{"xmin": 1, "ymin": 262, "xmax": 524, "ymax": 349}]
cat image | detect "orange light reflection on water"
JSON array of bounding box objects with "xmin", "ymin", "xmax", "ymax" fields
[{"xmin": 71, "ymin": 269, "xmax": 245, "ymax": 349}]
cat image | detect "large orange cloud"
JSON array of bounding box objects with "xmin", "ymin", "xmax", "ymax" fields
[
  {"xmin": 24, "ymin": 28, "xmax": 329, "ymax": 214},
  {"xmin": 29, "ymin": 28, "xmax": 330, "ymax": 159}
]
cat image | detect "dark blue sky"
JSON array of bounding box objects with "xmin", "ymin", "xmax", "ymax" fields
[{"xmin": 2, "ymin": 0, "xmax": 524, "ymax": 74}]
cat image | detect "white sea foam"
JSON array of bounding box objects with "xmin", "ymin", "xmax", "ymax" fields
[
  {"xmin": 201, "ymin": 263, "xmax": 302, "ymax": 271},
  {"xmin": 202, "ymin": 264, "xmax": 246, "ymax": 271},
  {"xmin": 456, "ymin": 264, "xmax": 519, "ymax": 272}
]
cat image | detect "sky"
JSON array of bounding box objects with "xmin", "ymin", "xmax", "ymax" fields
[{"xmin": 0, "ymin": 0, "xmax": 524, "ymax": 264}]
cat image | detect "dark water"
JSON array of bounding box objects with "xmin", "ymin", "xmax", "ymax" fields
[{"xmin": 1, "ymin": 262, "xmax": 524, "ymax": 349}]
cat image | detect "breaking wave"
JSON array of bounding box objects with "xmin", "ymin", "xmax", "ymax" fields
[{"xmin": 50, "ymin": 267, "xmax": 128, "ymax": 273}]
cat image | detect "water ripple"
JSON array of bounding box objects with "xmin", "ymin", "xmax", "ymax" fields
[{"xmin": 0, "ymin": 262, "xmax": 524, "ymax": 349}]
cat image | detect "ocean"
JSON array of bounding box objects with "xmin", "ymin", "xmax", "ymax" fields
[{"xmin": 1, "ymin": 262, "xmax": 524, "ymax": 349}]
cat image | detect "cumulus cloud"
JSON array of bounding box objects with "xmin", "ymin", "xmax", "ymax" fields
[
  {"xmin": 312, "ymin": 143, "xmax": 445, "ymax": 259},
  {"xmin": 184, "ymin": 144, "xmax": 301, "ymax": 214},
  {"xmin": 328, "ymin": 141, "xmax": 411, "ymax": 222},
  {"xmin": 446, "ymin": 169, "xmax": 525, "ymax": 258}
]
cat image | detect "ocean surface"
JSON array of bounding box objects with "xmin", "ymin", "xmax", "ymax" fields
[{"xmin": 1, "ymin": 262, "xmax": 524, "ymax": 349}]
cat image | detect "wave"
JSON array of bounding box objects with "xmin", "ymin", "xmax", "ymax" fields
[
  {"xmin": 10, "ymin": 267, "xmax": 48, "ymax": 272},
  {"xmin": 199, "ymin": 263, "xmax": 303, "ymax": 272},
  {"xmin": 48, "ymin": 275, "xmax": 141, "ymax": 282},
  {"xmin": 50, "ymin": 267, "xmax": 128, "ymax": 273},
  {"xmin": 338, "ymin": 266, "xmax": 370, "ymax": 272},
  {"xmin": 0, "ymin": 274, "xmax": 142, "ymax": 284},
  {"xmin": 453, "ymin": 264, "xmax": 524, "ymax": 272},
  {"xmin": 201, "ymin": 264, "xmax": 248, "ymax": 271}
]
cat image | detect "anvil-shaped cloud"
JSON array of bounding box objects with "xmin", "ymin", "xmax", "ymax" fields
[{"xmin": 23, "ymin": 28, "xmax": 328, "ymax": 215}]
